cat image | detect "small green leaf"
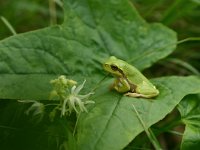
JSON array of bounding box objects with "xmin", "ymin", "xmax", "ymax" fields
[
  {"xmin": 178, "ymin": 95, "xmax": 200, "ymax": 150},
  {"xmin": 77, "ymin": 76, "xmax": 200, "ymax": 150},
  {"xmin": 0, "ymin": 0, "xmax": 176, "ymax": 100}
]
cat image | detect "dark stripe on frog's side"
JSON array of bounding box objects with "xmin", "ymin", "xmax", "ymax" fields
[{"xmin": 117, "ymin": 68, "xmax": 137, "ymax": 92}]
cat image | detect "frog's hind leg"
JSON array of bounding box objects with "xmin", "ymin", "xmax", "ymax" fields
[
  {"xmin": 126, "ymin": 81, "xmax": 159, "ymax": 98},
  {"xmin": 125, "ymin": 81, "xmax": 159, "ymax": 98},
  {"xmin": 125, "ymin": 92, "xmax": 154, "ymax": 98}
]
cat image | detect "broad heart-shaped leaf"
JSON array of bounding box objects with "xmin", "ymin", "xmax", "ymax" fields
[
  {"xmin": 0, "ymin": 0, "xmax": 176, "ymax": 100},
  {"xmin": 178, "ymin": 95, "xmax": 200, "ymax": 150},
  {"xmin": 77, "ymin": 76, "xmax": 200, "ymax": 150}
]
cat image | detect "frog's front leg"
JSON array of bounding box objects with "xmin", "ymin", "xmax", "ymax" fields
[{"xmin": 113, "ymin": 78, "xmax": 130, "ymax": 93}]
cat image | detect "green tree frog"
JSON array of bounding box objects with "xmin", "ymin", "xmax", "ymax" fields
[{"xmin": 103, "ymin": 56, "xmax": 159, "ymax": 98}]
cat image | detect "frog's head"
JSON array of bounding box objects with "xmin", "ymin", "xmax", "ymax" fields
[{"xmin": 103, "ymin": 56, "xmax": 125, "ymax": 77}]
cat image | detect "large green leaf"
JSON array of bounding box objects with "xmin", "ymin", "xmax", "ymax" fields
[
  {"xmin": 0, "ymin": 74, "xmax": 57, "ymax": 100},
  {"xmin": 0, "ymin": 0, "xmax": 176, "ymax": 100},
  {"xmin": 178, "ymin": 95, "xmax": 200, "ymax": 150},
  {"xmin": 77, "ymin": 76, "xmax": 200, "ymax": 150},
  {"xmin": 1, "ymin": 1, "xmax": 200, "ymax": 150}
]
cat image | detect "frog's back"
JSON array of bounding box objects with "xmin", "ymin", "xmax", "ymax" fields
[{"xmin": 123, "ymin": 62, "xmax": 153, "ymax": 86}]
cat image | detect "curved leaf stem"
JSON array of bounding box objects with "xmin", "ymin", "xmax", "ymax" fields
[
  {"xmin": 0, "ymin": 16, "xmax": 17, "ymax": 35},
  {"xmin": 132, "ymin": 104, "xmax": 162, "ymax": 150},
  {"xmin": 73, "ymin": 112, "xmax": 81, "ymax": 136},
  {"xmin": 49, "ymin": 0, "xmax": 57, "ymax": 25},
  {"xmin": 177, "ymin": 37, "xmax": 200, "ymax": 44},
  {"xmin": 91, "ymin": 73, "xmax": 110, "ymax": 92},
  {"xmin": 165, "ymin": 58, "xmax": 200, "ymax": 75}
]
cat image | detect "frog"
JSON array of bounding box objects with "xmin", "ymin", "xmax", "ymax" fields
[{"xmin": 103, "ymin": 56, "xmax": 159, "ymax": 98}]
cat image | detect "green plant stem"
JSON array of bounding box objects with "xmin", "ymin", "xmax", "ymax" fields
[
  {"xmin": 132, "ymin": 104, "xmax": 162, "ymax": 150},
  {"xmin": 44, "ymin": 104, "xmax": 59, "ymax": 107},
  {"xmin": 154, "ymin": 119, "xmax": 182, "ymax": 136},
  {"xmin": 1, "ymin": 16, "xmax": 17, "ymax": 35},
  {"xmin": 54, "ymin": 0, "xmax": 63, "ymax": 8},
  {"xmin": 73, "ymin": 113, "xmax": 81, "ymax": 136},
  {"xmin": 167, "ymin": 130, "xmax": 183, "ymax": 136},
  {"xmin": 92, "ymin": 73, "xmax": 110, "ymax": 92},
  {"xmin": 177, "ymin": 37, "xmax": 200, "ymax": 44},
  {"xmin": 161, "ymin": 0, "xmax": 187, "ymax": 25},
  {"xmin": 165, "ymin": 58, "xmax": 200, "ymax": 75},
  {"xmin": 161, "ymin": 120, "xmax": 182, "ymax": 132},
  {"xmin": 49, "ymin": 0, "xmax": 57, "ymax": 25}
]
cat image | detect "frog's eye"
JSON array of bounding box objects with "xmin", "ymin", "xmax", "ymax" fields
[{"xmin": 111, "ymin": 65, "xmax": 118, "ymax": 71}]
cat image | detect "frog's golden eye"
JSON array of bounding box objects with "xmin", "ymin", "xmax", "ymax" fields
[{"xmin": 111, "ymin": 65, "xmax": 118, "ymax": 71}]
